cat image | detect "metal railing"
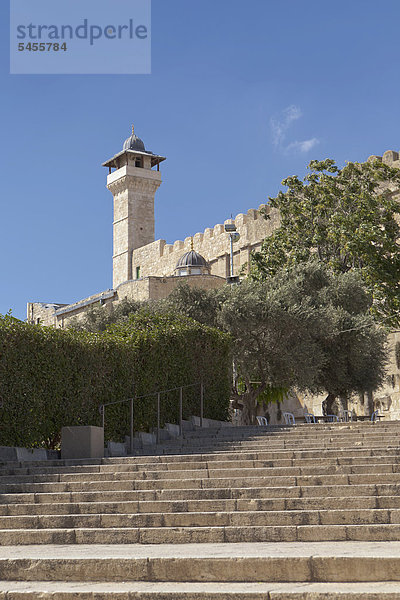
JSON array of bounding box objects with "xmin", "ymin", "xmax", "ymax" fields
[{"xmin": 99, "ymin": 381, "xmax": 204, "ymax": 454}]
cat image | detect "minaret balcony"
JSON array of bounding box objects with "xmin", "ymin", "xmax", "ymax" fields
[{"xmin": 106, "ymin": 164, "xmax": 162, "ymax": 187}]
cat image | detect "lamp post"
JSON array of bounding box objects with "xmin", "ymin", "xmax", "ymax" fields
[{"xmin": 224, "ymin": 223, "xmax": 240, "ymax": 284}]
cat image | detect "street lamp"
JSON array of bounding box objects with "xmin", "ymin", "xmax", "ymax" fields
[{"xmin": 224, "ymin": 223, "xmax": 240, "ymax": 284}]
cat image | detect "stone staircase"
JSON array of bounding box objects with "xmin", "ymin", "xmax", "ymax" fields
[{"xmin": 1, "ymin": 422, "xmax": 400, "ymax": 597}]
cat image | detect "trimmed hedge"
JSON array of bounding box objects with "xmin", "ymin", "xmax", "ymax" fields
[{"xmin": 0, "ymin": 312, "xmax": 231, "ymax": 448}]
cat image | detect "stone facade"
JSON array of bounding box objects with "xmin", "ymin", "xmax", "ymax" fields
[
  {"xmin": 28, "ymin": 275, "xmax": 225, "ymax": 328},
  {"xmin": 108, "ymin": 163, "xmax": 162, "ymax": 288},
  {"xmin": 131, "ymin": 205, "xmax": 279, "ymax": 282},
  {"xmin": 371, "ymin": 329, "xmax": 400, "ymax": 420},
  {"xmin": 26, "ymin": 136, "xmax": 400, "ymax": 422}
]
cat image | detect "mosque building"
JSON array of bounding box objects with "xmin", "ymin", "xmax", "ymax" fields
[
  {"xmin": 26, "ymin": 128, "xmax": 400, "ymax": 422},
  {"xmin": 27, "ymin": 126, "xmax": 276, "ymax": 328}
]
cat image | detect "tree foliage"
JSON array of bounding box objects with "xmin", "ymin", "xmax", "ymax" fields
[
  {"xmin": 167, "ymin": 266, "xmax": 387, "ymax": 424},
  {"xmin": 69, "ymin": 286, "xmax": 225, "ymax": 333},
  {"xmin": 68, "ymin": 298, "xmax": 143, "ymax": 332},
  {"xmin": 251, "ymin": 159, "xmax": 400, "ymax": 325}
]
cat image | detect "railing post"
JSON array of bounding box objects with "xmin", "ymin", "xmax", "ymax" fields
[
  {"xmin": 179, "ymin": 387, "xmax": 183, "ymax": 437},
  {"xmin": 157, "ymin": 392, "xmax": 161, "ymax": 445},
  {"xmin": 200, "ymin": 381, "xmax": 204, "ymax": 428},
  {"xmin": 130, "ymin": 398, "xmax": 134, "ymax": 455}
]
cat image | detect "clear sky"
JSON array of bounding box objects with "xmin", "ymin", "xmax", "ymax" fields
[{"xmin": 1, "ymin": 0, "xmax": 400, "ymax": 319}]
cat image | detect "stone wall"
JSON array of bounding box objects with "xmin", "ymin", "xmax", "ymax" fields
[
  {"xmin": 27, "ymin": 302, "xmax": 67, "ymax": 327},
  {"xmin": 373, "ymin": 330, "xmax": 400, "ymax": 420},
  {"xmin": 27, "ymin": 274, "xmax": 225, "ymax": 328},
  {"xmin": 131, "ymin": 204, "xmax": 280, "ymax": 280}
]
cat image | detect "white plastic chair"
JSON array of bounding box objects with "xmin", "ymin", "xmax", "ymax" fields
[
  {"xmin": 304, "ymin": 413, "xmax": 316, "ymax": 424},
  {"xmin": 256, "ymin": 416, "xmax": 268, "ymax": 426},
  {"xmin": 283, "ymin": 412, "xmax": 295, "ymax": 425}
]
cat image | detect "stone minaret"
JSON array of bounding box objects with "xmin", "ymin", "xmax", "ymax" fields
[{"xmin": 103, "ymin": 126, "xmax": 165, "ymax": 288}]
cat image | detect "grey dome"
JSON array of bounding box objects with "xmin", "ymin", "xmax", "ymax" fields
[
  {"xmin": 176, "ymin": 250, "xmax": 208, "ymax": 269},
  {"xmin": 123, "ymin": 133, "xmax": 146, "ymax": 152}
]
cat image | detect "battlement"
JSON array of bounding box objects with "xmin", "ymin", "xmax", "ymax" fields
[
  {"xmin": 159, "ymin": 203, "xmax": 270, "ymax": 260},
  {"xmin": 368, "ymin": 150, "xmax": 400, "ymax": 169}
]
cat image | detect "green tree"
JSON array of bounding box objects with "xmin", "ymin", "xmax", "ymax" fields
[
  {"xmin": 251, "ymin": 159, "xmax": 400, "ymax": 325},
  {"xmin": 68, "ymin": 298, "xmax": 143, "ymax": 332},
  {"xmin": 218, "ymin": 275, "xmax": 322, "ymax": 424},
  {"xmin": 275, "ymin": 262, "xmax": 387, "ymax": 416},
  {"xmin": 164, "ymin": 284, "xmax": 225, "ymax": 329},
  {"xmin": 167, "ymin": 266, "xmax": 387, "ymax": 424}
]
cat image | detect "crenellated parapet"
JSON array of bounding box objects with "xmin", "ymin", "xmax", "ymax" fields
[
  {"xmin": 130, "ymin": 202, "xmax": 278, "ymax": 281},
  {"xmin": 158, "ymin": 203, "xmax": 272, "ymax": 261},
  {"xmin": 368, "ymin": 150, "xmax": 400, "ymax": 170},
  {"xmin": 367, "ymin": 150, "xmax": 400, "ymax": 198}
]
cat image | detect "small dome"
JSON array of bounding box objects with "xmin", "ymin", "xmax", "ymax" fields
[
  {"xmin": 176, "ymin": 250, "xmax": 208, "ymax": 269},
  {"xmin": 123, "ymin": 134, "xmax": 145, "ymax": 152},
  {"xmin": 123, "ymin": 125, "xmax": 145, "ymax": 152}
]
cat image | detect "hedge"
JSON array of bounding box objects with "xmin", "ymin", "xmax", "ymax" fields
[{"xmin": 0, "ymin": 312, "xmax": 231, "ymax": 448}]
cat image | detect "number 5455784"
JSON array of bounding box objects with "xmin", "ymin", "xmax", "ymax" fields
[{"xmin": 18, "ymin": 43, "xmax": 67, "ymax": 51}]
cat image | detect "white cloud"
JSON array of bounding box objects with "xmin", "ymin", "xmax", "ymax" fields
[
  {"xmin": 270, "ymin": 105, "xmax": 319, "ymax": 154},
  {"xmin": 271, "ymin": 105, "xmax": 302, "ymax": 147},
  {"xmin": 286, "ymin": 137, "xmax": 319, "ymax": 153}
]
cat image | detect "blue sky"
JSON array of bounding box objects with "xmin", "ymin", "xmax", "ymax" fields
[{"xmin": 1, "ymin": 0, "xmax": 400, "ymax": 319}]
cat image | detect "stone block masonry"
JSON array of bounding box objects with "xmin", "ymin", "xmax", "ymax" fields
[{"xmin": 132, "ymin": 204, "xmax": 280, "ymax": 282}]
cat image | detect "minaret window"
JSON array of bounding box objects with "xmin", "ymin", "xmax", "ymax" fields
[
  {"xmin": 135, "ymin": 157, "xmax": 143, "ymax": 168},
  {"xmin": 136, "ymin": 266, "xmax": 141, "ymax": 279}
]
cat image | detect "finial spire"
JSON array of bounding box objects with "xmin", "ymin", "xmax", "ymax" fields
[
  {"xmin": 190, "ymin": 237, "xmax": 194, "ymax": 251},
  {"xmin": 132, "ymin": 124, "xmax": 135, "ymax": 135}
]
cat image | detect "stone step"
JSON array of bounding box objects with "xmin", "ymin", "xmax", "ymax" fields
[
  {"xmin": 4, "ymin": 494, "xmax": 400, "ymax": 516},
  {"xmin": 1, "ymin": 580, "xmax": 400, "ymax": 599},
  {"xmin": 1, "ymin": 506, "xmax": 400, "ymax": 530},
  {"xmin": 155, "ymin": 445, "xmax": 400, "ymax": 454},
  {"xmin": 163, "ymin": 427, "xmax": 400, "ymax": 437},
  {"xmin": 0, "ymin": 425, "xmax": 400, "ymax": 594},
  {"xmin": 0, "ymin": 542, "xmax": 400, "ymax": 582},
  {"xmin": 181, "ymin": 427, "xmax": 400, "ymax": 436},
  {"xmin": 2, "ymin": 451, "xmax": 400, "ymax": 474},
  {"xmin": 156, "ymin": 447, "xmax": 400, "ymax": 459},
  {"xmin": 168, "ymin": 430, "xmax": 399, "ymax": 439},
  {"xmin": 5, "ymin": 454, "xmax": 400, "ymax": 479},
  {"xmin": 134, "ymin": 445, "xmax": 400, "ymax": 457},
  {"xmin": 5, "ymin": 522, "xmax": 400, "ymax": 544},
  {"xmin": 4, "ymin": 471, "xmax": 400, "ymax": 494},
  {"xmin": 2, "ymin": 482, "xmax": 400, "ymax": 505},
  {"xmin": 184, "ymin": 423, "xmax": 399, "ymax": 433},
  {"xmin": 148, "ymin": 445, "xmax": 400, "ymax": 457},
  {"xmin": 172, "ymin": 429, "xmax": 400, "ymax": 437},
  {"xmin": 2, "ymin": 432, "xmax": 400, "ymax": 463},
  {"xmin": 1, "ymin": 437, "xmax": 398, "ymax": 466},
  {"xmin": 162, "ymin": 436, "xmax": 399, "ymax": 445},
  {"xmin": 3, "ymin": 461, "xmax": 400, "ymax": 485},
  {"xmin": 1, "ymin": 444, "xmax": 399, "ymax": 474}
]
